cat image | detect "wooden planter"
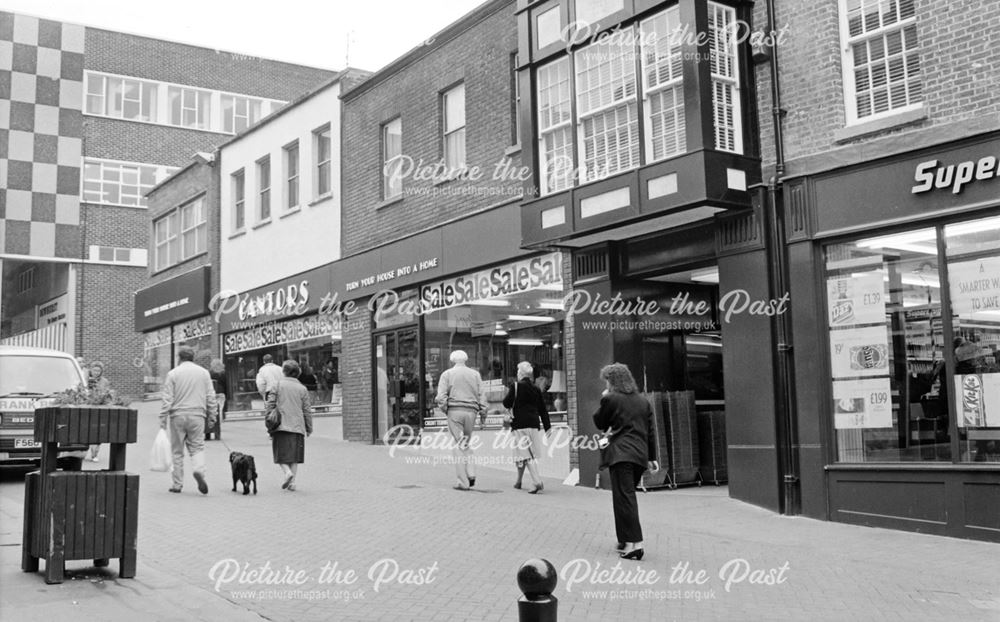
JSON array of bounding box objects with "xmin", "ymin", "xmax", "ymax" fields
[{"xmin": 22, "ymin": 406, "xmax": 139, "ymax": 584}]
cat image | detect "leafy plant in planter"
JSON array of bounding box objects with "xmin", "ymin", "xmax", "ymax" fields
[{"xmin": 52, "ymin": 383, "xmax": 130, "ymax": 407}]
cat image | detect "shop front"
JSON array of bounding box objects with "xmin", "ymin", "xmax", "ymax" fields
[
  {"xmin": 785, "ymin": 131, "xmax": 1000, "ymax": 541},
  {"xmin": 134, "ymin": 266, "xmax": 214, "ymax": 394},
  {"xmin": 215, "ymin": 265, "xmax": 343, "ymax": 416}
]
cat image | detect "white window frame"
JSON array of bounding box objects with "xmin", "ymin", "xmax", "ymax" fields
[
  {"xmin": 222, "ymin": 94, "xmax": 265, "ymax": 134},
  {"xmin": 153, "ymin": 212, "xmax": 179, "ymax": 271},
  {"xmin": 382, "ymin": 118, "xmax": 403, "ymax": 200},
  {"xmin": 257, "ymin": 156, "xmax": 271, "ymax": 222},
  {"xmin": 85, "ymin": 73, "xmax": 158, "ymax": 122},
  {"xmin": 84, "ymin": 71, "xmax": 285, "ymax": 134},
  {"xmin": 442, "ymin": 83, "xmax": 466, "ymax": 171},
  {"xmin": 233, "ymin": 170, "xmax": 246, "ymax": 232},
  {"xmin": 537, "ymin": 57, "xmax": 574, "ymax": 196},
  {"xmin": 179, "ymin": 198, "xmax": 207, "ymax": 260},
  {"xmin": 574, "ymin": 26, "xmax": 639, "ymax": 183},
  {"xmin": 511, "ymin": 53, "xmax": 521, "ymax": 147},
  {"xmin": 640, "ymin": 6, "xmax": 686, "ymax": 163},
  {"xmin": 168, "ymin": 85, "xmax": 213, "ymax": 130},
  {"xmin": 81, "ymin": 158, "xmax": 176, "ymax": 208},
  {"xmin": 283, "ymin": 142, "xmax": 300, "ymax": 211},
  {"xmin": 838, "ymin": 0, "xmax": 922, "ymax": 125},
  {"xmin": 708, "ymin": 2, "xmax": 742, "ymax": 154},
  {"xmin": 314, "ymin": 125, "xmax": 332, "ymax": 199}
]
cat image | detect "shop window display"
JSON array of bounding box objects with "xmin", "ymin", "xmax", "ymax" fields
[{"xmin": 825, "ymin": 214, "xmax": 1000, "ymax": 463}]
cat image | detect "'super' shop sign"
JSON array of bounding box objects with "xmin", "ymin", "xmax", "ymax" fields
[
  {"xmin": 224, "ymin": 314, "xmax": 340, "ymax": 354},
  {"xmin": 418, "ymin": 253, "xmax": 562, "ymax": 312}
]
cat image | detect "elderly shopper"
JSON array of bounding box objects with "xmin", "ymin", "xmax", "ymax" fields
[
  {"xmin": 267, "ymin": 359, "xmax": 313, "ymax": 491},
  {"xmin": 435, "ymin": 350, "xmax": 487, "ymax": 490},
  {"xmin": 160, "ymin": 347, "xmax": 216, "ymax": 494},
  {"xmin": 503, "ymin": 361, "xmax": 551, "ymax": 493}
]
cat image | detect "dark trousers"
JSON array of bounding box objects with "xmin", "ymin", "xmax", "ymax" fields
[{"xmin": 610, "ymin": 461, "xmax": 646, "ymax": 543}]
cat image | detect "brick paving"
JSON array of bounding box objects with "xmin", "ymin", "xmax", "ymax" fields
[{"xmin": 2, "ymin": 401, "xmax": 998, "ymax": 621}]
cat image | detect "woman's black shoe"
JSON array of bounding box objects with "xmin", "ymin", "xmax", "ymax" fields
[
  {"xmin": 620, "ymin": 548, "xmax": 644, "ymax": 561},
  {"xmin": 616, "ymin": 542, "xmax": 625, "ymax": 551}
]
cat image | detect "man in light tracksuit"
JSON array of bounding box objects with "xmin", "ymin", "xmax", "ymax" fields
[
  {"xmin": 435, "ymin": 350, "xmax": 487, "ymax": 490},
  {"xmin": 160, "ymin": 347, "xmax": 216, "ymax": 494}
]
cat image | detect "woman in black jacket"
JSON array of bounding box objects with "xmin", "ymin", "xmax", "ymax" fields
[
  {"xmin": 593, "ymin": 363, "xmax": 659, "ymax": 560},
  {"xmin": 503, "ymin": 361, "xmax": 551, "ymax": 493}
]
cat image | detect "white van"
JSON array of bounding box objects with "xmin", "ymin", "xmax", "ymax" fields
[{"xmin": 0, "ymin": 345, "xmax": 89, "ymax": 470}]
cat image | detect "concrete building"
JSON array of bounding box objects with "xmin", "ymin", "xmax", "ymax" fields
[{"xmin": 0, "ymin": 10, "xmax": 335, "ymax": 398}]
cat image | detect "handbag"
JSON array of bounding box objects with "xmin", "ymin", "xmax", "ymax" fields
[
  {"xmin": 503, "ymin": 382, "xmax": 517, "ymax": 427},
  {"xmin": 264, "ymin": 385, "xmax": 282, "ymax": 434},
  {"xmin": 598, "ymin": 427, "xmax": 618, "ymax": 470},
  {"xmin": 150, "ymin": 427, "xmax": 172, "ymax": 472}
]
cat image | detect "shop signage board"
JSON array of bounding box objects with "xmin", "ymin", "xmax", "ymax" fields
[
  {"xmin": 35, "ymin": 294, "xmax": 69, "ymax": 327},
  {"xmin": 954, "ymin": 373, "xmax": 1000, "ymax": 427},
  {"xmin": 134, "ymin": 266, "xmax": 211, "ymax": 332},
  {"xmin": 827, "ymin": 271, "xmax": 886, "ymax": 326},
  {"xmin": 224, "ymin": 314, "xmax": 341, "ymax": 354},
  {"xmin": 418, "ymin": 252, "xmax": 562, "ymax": 313},
  {"xmin": 948, "ymin": 257, "xmax": 1000, "ymax": 316},
  {"xmin": 833, "ymin": 378, "xmax": 893, "ymax": 429}
]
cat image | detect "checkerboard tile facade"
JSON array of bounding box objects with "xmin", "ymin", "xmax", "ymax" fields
[{"xmin": 0, "ymin": 11, "xmax": 83, "ymax": 258}]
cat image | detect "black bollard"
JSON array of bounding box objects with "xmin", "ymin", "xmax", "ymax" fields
[{"xmin": 517, "ymin": 558, "xmax": 558, "ymax": 622}]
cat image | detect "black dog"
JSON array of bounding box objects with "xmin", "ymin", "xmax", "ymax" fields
[{"xmin": 229, "ymin": 451, "xmax": 258, "ymax": 495}]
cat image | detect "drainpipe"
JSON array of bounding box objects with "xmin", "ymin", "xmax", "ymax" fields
[{"xmin": 764, "ymin": 0, "xmax": 800, "ymax": 515}]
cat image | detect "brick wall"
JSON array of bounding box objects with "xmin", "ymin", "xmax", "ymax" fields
[
  {"xmin": 85, "ymin": 28, "xmax": 336, "ymax": 101},
  {"xmin": 71, "ymin": 24, "xmax": 336, "ymax": 398},
  {"xmin": 561, "ymin": 251, "xmax": 578, "ymax": 470},
  {"xmin": 341, "ymin": 0, "xmax": 520, "ymax": 256},
  {"xmin": 77, "ymin": 263, "xmax": 147, "ymax": 399},
  {"xmin": 342, "ymin": 305, "xmax": 373, "ymax": 442},
  {"xmin": 755, "ymin": 0, "xmax": 1000, "ymax": 171}
]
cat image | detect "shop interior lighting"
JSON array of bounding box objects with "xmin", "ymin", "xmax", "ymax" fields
[
  {"xmin": 851, "ymin": 272, "xmax": 941, "ymax": 288},
  {"xmin": 494, "ymin": 329, "xmax": 508, "ymax": 336},
  {"xmin": 690, "ymin": 267, "xmax": 720, "ymax": 283},
  {"xmin": 507, "ymin": 338, "xmax": 544, "ymax": 346},
  {"xmin": 856, "ymin": 231, "xmax": 937, "ymax": 255},
  {"xmin": 686, "ymin": 338, "xmax": 722, "ymax": 348},
  {"xmin": 538, "ymin": 299, "xmax": 565, "ymax": 310},
  {"xmin": 469, "ymin": 299, "xmax": 511, "ymax": 306},
  {"xmin": 506, "ymin": 314, "xmax": 556, "ymax": 323}
]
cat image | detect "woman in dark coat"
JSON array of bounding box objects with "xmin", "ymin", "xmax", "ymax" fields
[
  {"xmin": 593, "ymin": 363, "xmax": 659, "ymax": 560},
  {"xmin": 503, "ymin": 361, "xmax": 552, "ymax": 493},
  {"xmin": 266, "ymin": 360, "xmax": 313, "ymax": 491}
]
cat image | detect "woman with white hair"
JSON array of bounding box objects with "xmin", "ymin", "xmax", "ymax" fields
[{"xmin": 503, "ymin": 361, "xmax": 551, "ymax": 493}]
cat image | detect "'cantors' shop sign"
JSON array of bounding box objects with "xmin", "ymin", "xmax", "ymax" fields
[
  {"xmin": 224, "ymin": 314, "xmax": 341, "ymax": 354},
  {"xmin": 418, "ymin": 253, "xmax": 562, "ymax": 312}
]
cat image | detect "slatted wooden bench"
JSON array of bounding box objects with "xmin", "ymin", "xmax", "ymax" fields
[{"xmin": 22, "ymin": 406, "xmax": 139, "ymax": 584}]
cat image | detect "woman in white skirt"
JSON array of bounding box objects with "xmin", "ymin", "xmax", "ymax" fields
[{"xmin": 503, "ymin": 361, "xmax": 552, "ymax": 493}]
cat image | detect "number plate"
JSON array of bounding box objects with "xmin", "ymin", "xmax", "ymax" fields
[{"xmin": 14, "ymin": 438, "xmax": 41, "ymax": 449}]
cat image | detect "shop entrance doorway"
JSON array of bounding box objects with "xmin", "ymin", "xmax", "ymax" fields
[{"xmin": 373, "ymin": 327, "xmax": 422, "ymax": 442}]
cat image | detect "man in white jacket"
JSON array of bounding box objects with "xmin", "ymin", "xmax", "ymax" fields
[
  {"xmin": 255, "ymin": 354, "xmax": 284, "ymax": 399},
  {"xmin": 160, "ymin": 347, "xmax": 216, "ymax": 494}
]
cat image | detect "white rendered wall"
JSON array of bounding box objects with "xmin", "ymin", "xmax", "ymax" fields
[{"xmin": 219, "ymin": 82, "xmax": 342, "ymax": 295}]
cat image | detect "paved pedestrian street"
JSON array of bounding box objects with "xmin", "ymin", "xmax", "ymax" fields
[{"xmin": 1, "ymin": 401, "xmax": 998, "ymax": 622}]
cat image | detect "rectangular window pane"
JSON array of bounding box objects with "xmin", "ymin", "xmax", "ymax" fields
[
  {"xmin": 315, "ymin": 127, "xmax": 331, "ymax": 197},
  {"xmin": 708, "ymin": 2, "xmax": 742, "ymax": 153},
  {"xmin": 383, "ymin": 118, "xmax": 403, "ymax": 199},
  {"xmin": 575, "ymin": 29, "xmax": 638, "ymax": 181},
  {"xmin": 944, "ymin": 215, "xmax": 1000, "ymax": 463},
  {"xmin": 233, "ymin": 171, "xmax": 245, "ymax": 230},
  {"xmin": 443, "ymin": 85, "xmax": 466, "ymax": 170},
  {"xmin": 258, "ymin": 157, "xmax": 271, "ymax": 221},
  {"xmin": 285, "ymin": 143, "xmax": 300, "ymax": 208},
  {"xmin": 825, "ymin": 227, "xmax": 949, "ymax": 463},
  {"xmin": 575, "ymin": 0, "xmax": 623, "ymax": 26},
  {"xmin": 641, "ymin": 7, "xmax": 685, "ymax": 162},
  {"xmin": 536, "ymin": 5, "xmax": 562, "ymax": 48},
  {"xmin": 537, "ymin": 58, "xmax": 573, "ymax": 195}
]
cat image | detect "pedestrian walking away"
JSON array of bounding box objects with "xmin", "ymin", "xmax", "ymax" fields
[
  {"xmin": 435, "ymin": 350, "xmax": 487, "ymax": 490},
  {"xmin": 256, "ymin": 354, "xmax": 284, "ymax": 400},
  {"xmin": 593, "ymin": 363, "xmax": 659, "ymax": 561},
  {"xmin": 266, "ymin": 359, "xmax": 313, "ymax": 491},
  {"xmin": 503, "ymin": 361, "xmax": 551, "ymax": 494},
  {"xmin": 159, "ymin": 347, "xmax": 217, "ymax": 494}
]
